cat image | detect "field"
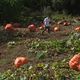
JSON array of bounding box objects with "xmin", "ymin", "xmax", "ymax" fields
[{"xmin": 0, "ymin": 16, "xmax": 80, "ymax": 80}]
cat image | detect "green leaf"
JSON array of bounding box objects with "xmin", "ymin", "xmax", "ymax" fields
[
  {"xmin": 20, "ymin": 76, "xmax": 27, "ymax": 80},
  {"xmin": 36, "ymin": 52, "xmax": 45, "ymax": 59}
]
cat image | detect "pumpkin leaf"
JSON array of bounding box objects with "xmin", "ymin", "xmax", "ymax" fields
[
  {"xmin": 61, "ymin": 75, "xmax": 74, "ymax": 80},
  {"xmin": 20, "ymin": 76, "xmax": 27, "ymax": 80},
  {"xmin": 36, "ymin": 51, "xmax": 46, "ymax": 60},
  {"xmin": 38, "ymin": 76, "xmax": 46, "ymax": 80}
]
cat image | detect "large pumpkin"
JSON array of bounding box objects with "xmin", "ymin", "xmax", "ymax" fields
[
  {"xmin": 69, "ymin": 54, "xmax": 80, "ymax": 71},
  {"xmin": 5, "ymin": 23, "xmax": 14, "ymax": 31},
  {"xmin": 28, "ymin": 24, "xmax": 36, "ymax": 32},
  {"xmin": 75, "ymin": 27, "xmax": 80, "ymax": 31},
  {"xmin": 14, "ymin": 57, "xmax": 28, "ymax": 68}
]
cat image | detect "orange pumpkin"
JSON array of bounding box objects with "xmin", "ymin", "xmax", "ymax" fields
[
  {"xmin": 63, "ymin": 22, "xmax": 70, "ymax": 26},
  {"xmin": 69, "ymin": 54, "xmax": 80, "ymax": 71},
  {"xmin": 75, "ymin": 27, "xmax": 80, "ymax": 31},
  {"xmin": 39, "ymin": 26, "xmax": 45, "ymax": 30},
  {"xmin": 53, "ymin": 27, "xmax": 60, "ymax": 31},
  {"xmin": 28, "ymin": 24, "xmax": 36, "ymax": 32},
  {"xmin": 39, "ymin": 23, "xmax": 45, "ymax": 30},
  {"xmin": 5, "ymin": 23, "xmax": 14, "ymax": 31},
  {"xmin": 14, "ymin": 57, "xmax": 28, "ymax": 68}
]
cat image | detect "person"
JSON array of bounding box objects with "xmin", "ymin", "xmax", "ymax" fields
[{"xmin": 42, "ymin": 16, "xmax": 51, "ymax": 34}]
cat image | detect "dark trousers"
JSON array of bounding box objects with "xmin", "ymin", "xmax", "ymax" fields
[{"xmin": 42, "ymin": 26, "xmax": 50, "ymax": 34}]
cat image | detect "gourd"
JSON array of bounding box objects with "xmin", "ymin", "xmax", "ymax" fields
[
  {"xmin": 69, "ymin": 54, "xmax": 80, "ymax": 71},
  {"xmin": 14, "ymin": 57, "xmax": 29, "ymax": 68}
]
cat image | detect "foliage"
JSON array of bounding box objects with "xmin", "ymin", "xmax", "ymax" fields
[
  {"xmin": 66, "ymin": 32, "xmax": 80, "ymax": 53},
  {"xmin": 0, "ymin": 60, "xmax": 80, "ymax": 80},
  {"xmin": 0, "ymin": 0, "xmax": 80, "ymax": 24}
]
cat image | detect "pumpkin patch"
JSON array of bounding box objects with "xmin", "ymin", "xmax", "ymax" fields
[{"xmin": 1, "ymin": 16, "xmax": 80, "ymax": 79}]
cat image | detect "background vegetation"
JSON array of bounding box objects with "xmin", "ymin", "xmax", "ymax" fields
[{"xmin": 0, "ymin": 0, "xmax": 80, "ymax": 24}]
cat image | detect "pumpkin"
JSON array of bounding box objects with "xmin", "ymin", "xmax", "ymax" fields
[
  {"xmin": 14, "ymin": 57, "xmax": 28, "ymax": 68},
  {"xmin": 75, "ymin": 27, "xmax": 80, "ymax": 31},
  {"xmin": 39, "ymin": 23, "xmax": 45, "ymax": 30},
  {"xmin": 39, "ymin": 26, "xmax": 45, "ymax": 30},
  {"xmin": 5, "ymin": 23, "xmax": 14, "ymax": 31},
  {"xmin": 63, "ymin": 22, "xmax": 68, "ymax": 26},
  {"xmin": 53, "ymin": 27, "xmax": 60, "ymax": 31},
  {"xmin": 69, "ymin": 54, "xmax": 80, "ymax": 71},
  {"xmin": 28, "ymin": 24, "xmax": 36, "ymax": 32}
]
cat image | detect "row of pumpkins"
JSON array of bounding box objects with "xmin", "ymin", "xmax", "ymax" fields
[
  {"xmin": 4, "ymin": 23, "xmax": 60, "ymax": 32},
  {"xmin": 14, "ymin": 53, "xmax": 80, "ymax": 72},
  {"xmin": 4, "ymin": 22, "xmax": 80, "ymax": 32}
]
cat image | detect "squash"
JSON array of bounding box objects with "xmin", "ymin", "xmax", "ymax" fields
[
  {"xmin": 39, "ymin": 26, "xmax": 45, "ymax": 30},
  {"xmin": 14, "ymin": 57, "xmax": 28, "ymax": 68},
  {"xmin": 5, "ymin": 23, "xmax": 14, "ymax": 31},
  {"xmin": 69, "ymin": 54, "xmax": 80, "ymax": 71},
  {"xmin": 39, "ymin": 23, "xmax": 45, "ymax": 30},
  {"xmin": 28, "ymin": 24, "xmax": 36, "ymax": 32},
  {"xmin": 75, "ymin": 27, "xmax": 80, "ymax": 31},
  {"xmin": 63, "ymin": 22, "xmax": 71, "ymax": 26},
  {"xmin": 53, "ymin": 27, "xmax": 60, "ymax": 31}
]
